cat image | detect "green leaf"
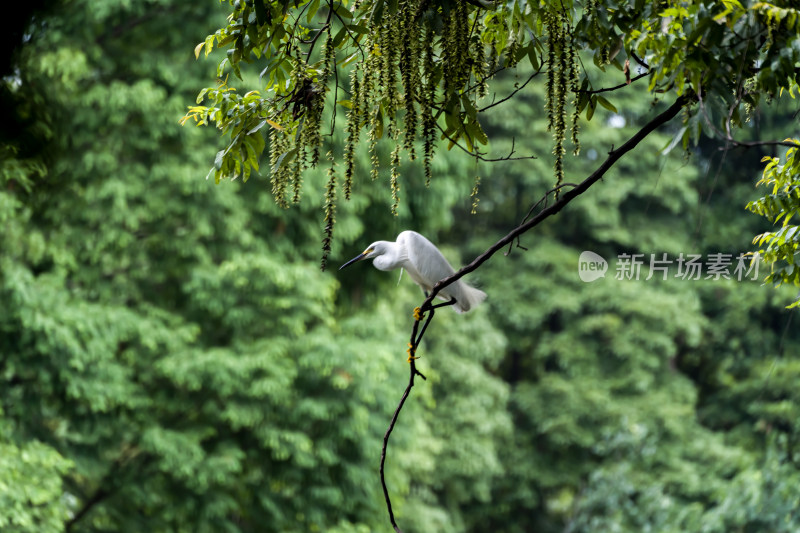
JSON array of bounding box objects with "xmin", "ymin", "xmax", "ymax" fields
[
  {"xmin": 271, "ymin": 148, "xmax": 298, "ymax": 174},
  {"xmin": 331, "ymin": 1, "xmax": 353, "ymax": 20},
  {"xmin": 461, "ymin": 95, "xmax": 478, "ymax": 120},
  {"xmin": 661, "ymin": 126, "xmax": 688, "ymax": 155},
  {"xmin": 248, "ymin": 119, "xmax": 267, "ymax": 135},
  {"xmin": 339, "ymin": 51, "xmax": 361, "ymax": 67},
  {"xmin": 346, "ymin": 23, "xmax": 370, "ymax": 35},
  {"xmin": 332, "ymin": 27, "xmax": 348, "ymax": 47},
  {"xmin": 527, "ymin": 44, "xmax": 539, "ymax": 70},
  {"xmin": 306, "ymin": 0, "xmax": 320, "ymax": 22},
  {"xmin": 586, "ymin": 95, "xmax": 597, "ymax": 120},
  {"xmin": 596, "ymin": 95, "xmax": 618, "ymax": 113},
  {"xmin": 467, "ymin": 120, "xmax": 489, "ymax": 146}
]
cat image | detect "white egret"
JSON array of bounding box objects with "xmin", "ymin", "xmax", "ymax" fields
[{"xmin": 339, "ymin": 230, "xmax": 486, "ymax": 313}]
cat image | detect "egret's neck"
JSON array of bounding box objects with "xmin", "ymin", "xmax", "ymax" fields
[{"xmin": 372, "ymin": 242, "xmax": 405, "ymax": 271}]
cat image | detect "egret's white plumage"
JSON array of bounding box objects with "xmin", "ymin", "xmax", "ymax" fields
[{"xmin": 340, "ymin": 231, "xmax": 486, "ymax": 313}]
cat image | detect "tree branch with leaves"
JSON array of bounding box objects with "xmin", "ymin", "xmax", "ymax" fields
[{"xmin": 185, "ymin": 0, "xmax": 800, "ymax": 265}]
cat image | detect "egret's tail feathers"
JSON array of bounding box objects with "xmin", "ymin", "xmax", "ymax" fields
[{"xmin": 452, "ymin": 282, "xmax": 487, "ymax": 313}]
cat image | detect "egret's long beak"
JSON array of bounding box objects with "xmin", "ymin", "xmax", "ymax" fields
[{"xmin": 339, "ymin": 252, "xmax": 367, "ymax": 270}]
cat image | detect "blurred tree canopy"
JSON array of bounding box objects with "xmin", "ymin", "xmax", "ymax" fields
[{"xmin": 2, "ymin": 1, "xmax": 800, "ymax": 533}]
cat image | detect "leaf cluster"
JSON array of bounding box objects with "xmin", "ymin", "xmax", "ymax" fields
[{"xmin": 747, "ymin": 139, "xmax": 800, "ymax": 303}]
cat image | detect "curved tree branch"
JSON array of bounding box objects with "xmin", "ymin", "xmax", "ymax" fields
[{"xmin": 378, "ymin": 91, "xmax": 694, "ymax": 531}]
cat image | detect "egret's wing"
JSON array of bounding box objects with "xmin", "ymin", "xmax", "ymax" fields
[
  {"xmin": 398, "ymin": 231, "xmax": 456, "ymax": 291},
  {"xmin": 398, "ymin": 230, "xmax": 486, "ymax": 312}
]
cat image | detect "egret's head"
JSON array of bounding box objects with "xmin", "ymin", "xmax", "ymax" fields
[{"xmin": 339, "ymin": 242, "xmax": 385, "ymax": 270}]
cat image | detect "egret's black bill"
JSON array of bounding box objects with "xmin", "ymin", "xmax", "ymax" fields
[{"xmin": 339, "ymin": 253, "xmax": 367, "ymax": 270}]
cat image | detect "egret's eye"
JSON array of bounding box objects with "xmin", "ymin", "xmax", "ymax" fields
[{"xmin": 364, "ymin": 248, "xmax": 374, "ymax": 255}]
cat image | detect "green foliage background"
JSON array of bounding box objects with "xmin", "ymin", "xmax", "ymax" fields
[{"xmin": 2, "ymin": 1, "xmax": 800, "ymax": 532}]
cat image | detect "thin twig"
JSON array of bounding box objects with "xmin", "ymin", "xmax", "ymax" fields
[
  {"xmin": 435, "ymin": 122, "xmax": 537, "ymax": 162},
  {"xmin": 718, "ymin": 139, "xmax": 800, "ymax": 150},
  {"xmin": 506, "ymin": 182, "xmax": 579, "ymax": 254},
  {"xmin": 479, "ymin": 71, "xmax": 541, "ymax": 112},
  {"xmin": 291, "ymin": 0, "xmax": 319, "ymax": 50},
  {"xmin": 581, "ymin": 71, "xmax": 649, "ymax": 95},
  {"xmin": 303, "ymin": 5, "xmax": 333, "ymax": 61},
  {"xmin": 464, "ymin": 65, "xmax": 508, "ymax": 94},
  {"xmin": 330, "ymin": 9, "xmax": 367, "ymax": 61},
  {"xmin": 521, "ymin": 182, "xmax": 579, "ymax": 225}
]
